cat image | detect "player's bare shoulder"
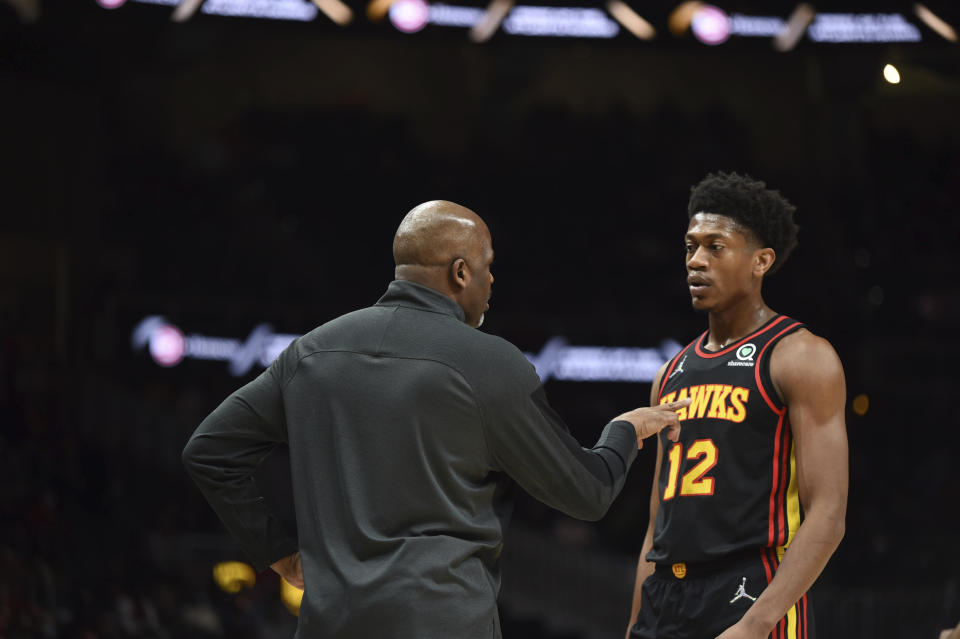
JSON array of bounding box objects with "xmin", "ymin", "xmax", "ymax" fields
[
  {"xmin": 651, "ymin": 360, "xmax": 670, "ymax": 399},
  {"xmin": 769, "ymin": 326, "xmax": 845, "ymax": 404}
]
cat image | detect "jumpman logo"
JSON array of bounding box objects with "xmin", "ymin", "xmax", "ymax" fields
[
  {"xmin": 669, "ymin": 355, "xmax": 687, "ymax": 379},
  {"xmin": 729, "ymin": 578, "xmax": 757, "ymax": 604}
]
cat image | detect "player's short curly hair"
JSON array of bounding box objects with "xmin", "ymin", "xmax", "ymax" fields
[{"xmin": 687, "ymin": 172, "xmax": 799, "ymax": 275}]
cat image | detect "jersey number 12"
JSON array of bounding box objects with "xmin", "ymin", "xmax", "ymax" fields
[{"xmin": 662, "ymin": 439, "xmax": 718, "ymax": 500}]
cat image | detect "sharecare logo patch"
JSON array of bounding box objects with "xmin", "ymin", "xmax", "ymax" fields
[
  {"xmin": 727, "ymin": 343, "xmax": 757, "ymax": 367},
  {"xmin": 736, "ymin": 343, "xmax": 756, "ymax": 360}
]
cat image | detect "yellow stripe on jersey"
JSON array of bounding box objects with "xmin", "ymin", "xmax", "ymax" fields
[
  {"xmin": 777, "ymin": 440, "xmax": 802, "ymax": 561},
  {"xmin": 785, "ymin": 601, "xmax": 798, "ymax": 639},
  {"xmin": 786, "ymin": 441, "xmax": 801, "ymax": 548}
]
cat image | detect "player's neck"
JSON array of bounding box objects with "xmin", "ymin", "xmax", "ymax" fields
[{"xmin": 705, "ymin": 299, "xmax": 776, "ymax": 350}]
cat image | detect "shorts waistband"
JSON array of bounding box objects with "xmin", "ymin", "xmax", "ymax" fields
[{"xmin": 655, "ymin": 548, "xmax": 764, "ymax": 580}]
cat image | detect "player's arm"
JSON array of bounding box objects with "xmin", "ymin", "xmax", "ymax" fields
[
  {"xmin": 717, "ymin": 331, "xmax": 848, "ymax": 639},
  {"xmin": 624, "ymin": 361, "xmax": 669, "ymax": 639}
]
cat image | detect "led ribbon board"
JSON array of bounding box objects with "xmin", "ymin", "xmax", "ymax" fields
[
  {"xmin": 132, "ymin": 316, "xmax": 681, "ymax": 382},
  {"xmin": 109, "ymin": 0, "xmax": 320, "ymax": 21},
  {"xmin": 389, "ymin": 1, "xmax": 619, "ymax": 37},
  {"xmin": 688, "ymin": 6, "xmax": 923, "ymax": 45}
]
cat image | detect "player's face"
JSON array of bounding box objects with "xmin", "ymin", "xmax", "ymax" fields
[
  {"xmin": 462, "ymin": 236, "xmax": 494, "ymax": 328},
  {"xmin": 684, "ymin": 213, "xmax": 760, "ymax": 313}
]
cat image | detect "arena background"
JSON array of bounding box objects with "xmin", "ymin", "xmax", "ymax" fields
[{"xmin": 2, "ymin": 1, "xmax": 959, "ymax": 637}]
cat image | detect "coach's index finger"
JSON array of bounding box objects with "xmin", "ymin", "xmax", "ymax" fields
[{"xmin": 660, "ymin": 398, "xmax": 692, "ymax": 411}]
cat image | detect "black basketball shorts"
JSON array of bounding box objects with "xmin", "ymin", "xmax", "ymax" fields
[{"xmin": 628, "ymin": 549, "xmax": 814, "ymax": 639}]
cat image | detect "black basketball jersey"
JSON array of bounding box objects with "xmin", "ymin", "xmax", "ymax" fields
[{"xmin": 647, "ymin": 314, "xmax": 806, "ymax": 566}]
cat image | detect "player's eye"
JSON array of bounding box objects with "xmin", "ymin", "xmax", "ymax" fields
[{"xmin": 711, "ymin": 244, "xmax": 723, "ymax": 251}]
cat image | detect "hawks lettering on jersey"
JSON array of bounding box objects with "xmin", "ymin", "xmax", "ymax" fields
[{"xmin": 660, "ymin": 385, "xmax": 750, "ymax": 423}]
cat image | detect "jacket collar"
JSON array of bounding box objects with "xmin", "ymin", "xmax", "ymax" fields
[{"xmin": 375, "ymin": 280, "xmax": 466, "ymax": 323}]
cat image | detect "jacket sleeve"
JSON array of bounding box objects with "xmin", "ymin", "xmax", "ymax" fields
[
  {"xmin": 181, "ymin": 360, "xmax": 299, "ymax": 571},
  {"xmin": 477, "ymin": 346, "xmax": 639, "ymax": 521}
]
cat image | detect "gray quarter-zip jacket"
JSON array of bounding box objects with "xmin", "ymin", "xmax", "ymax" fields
[{"xmin": 182, "ymin": 280, "xmax": 639, "ymax": 638}]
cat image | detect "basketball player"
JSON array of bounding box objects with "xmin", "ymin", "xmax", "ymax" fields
[{"xmin": 626, "ymin": 173, "xmax": 849, "ymax": 639}]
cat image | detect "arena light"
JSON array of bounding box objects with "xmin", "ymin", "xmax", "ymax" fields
[
  {"xmin": 389, "ymin": 0, "xmax": 430, "ymax": 32},
  {"xmin": 171, "ymin": 0, "xmax": 205, "ymax": 21},
  {"xmin": 852, "ymin": 394, "xmax": 870, "ymax": 416},
  {"xmin": 469, "ymin": 0, "xmax": 514, "ymax": 42},
  {"xmin": 689, "ymin": 4, "xmax": 729, "ymax": 45},
  {"xmin": 913, "ymin": 4, "xmax": 958, "ymax": 42},
  {"xmin": 668, "ymin": 1, "xmax": 702, "ymax": 36},
  {"xmin": 311, "ymin": 0, "xmax": 353, "ymax": 25},
  {"xmin": 883, "ymin": 63, "xmax": 901, "ymax": 84},
  {"xmin": 773, "ymin": 3, "xmax": 815, "ymax": 51},
  {"xmin": 606, "ymin": 0, "xmax": 655, "ymax": 40},
  {"xmin": 366, "ymin": 0, "xmax": 395, "ymax": 21}
]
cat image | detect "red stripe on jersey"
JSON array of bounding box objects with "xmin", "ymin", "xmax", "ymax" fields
[
  {"xmin": 770, "ymin": 553, "xmax": 785, "ymax": 639},
  {"xmin": 754, "ymin": 321, "xmax": 802, "ymax": 414},
  {"xmin": 694, "ymin": 315, "xmax": 789, "ymax": 359},
  {"xmin": 768, "ymin": 412, "xmax": 786, "ymax": 546},
  {"xmin": 761, "ymin": 549, "xmax": 774, "ymax": 584},
  {"xmin": 762, "ymin": 550, "xmax": 789, "ymax": 639},
  {"xmin": 800, "ymin": 593, "xmax": 808, "ymax": 639},
  {"xmin": 777, "ymin": 419, "xmax": 792, "ymax": 546},
  {"xmin": 657, "ymin": 340, "xmax": 696, "ymax": 400}
]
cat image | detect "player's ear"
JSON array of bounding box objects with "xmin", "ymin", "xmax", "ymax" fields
[
  {"xmin": 449, "ymin": 257, "xmax": 470, "ymax": 291},
  {"xmin": 754, "ymin": 248, "xmax": 776, "ymax": 278}
]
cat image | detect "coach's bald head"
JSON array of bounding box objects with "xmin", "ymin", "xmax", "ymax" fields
[{"xmin": 393, "ymin": 200, "xmax": 494, "ymax": 328}]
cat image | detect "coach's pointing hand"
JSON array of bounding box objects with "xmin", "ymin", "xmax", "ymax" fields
[{"xmin": 613, "ymin": 399, "xmax": 690, "ymax": 449}]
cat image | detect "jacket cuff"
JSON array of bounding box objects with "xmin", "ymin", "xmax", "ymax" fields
[{"xmin": 598, "ymin": 420, "xmax": 639, "ymax": 470}]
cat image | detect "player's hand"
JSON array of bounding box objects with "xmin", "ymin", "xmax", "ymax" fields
[
  {"xmin": 613, "ymin": 399, "xmax": 690, "ymax": 449},
  {"xmin": 940, "ymin": 620, "xmax": 960, "ymax": 639},
  {"xmin": 270, "ymin": 551, "xmax": 304, "ymax": 589}
]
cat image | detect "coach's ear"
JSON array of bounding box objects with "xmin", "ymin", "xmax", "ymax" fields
[
  {"xmin": 449, "ymin": 257, "xmax": 470, "ymax": 292},
  {"xmin": 754, "ymin": 248, "xmax": 776, "ymax": 278}
]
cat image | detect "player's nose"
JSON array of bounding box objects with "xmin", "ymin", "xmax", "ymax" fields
[{"xmin": 687, "ymin": 246, "xmax": 709, "ymax": 269}]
